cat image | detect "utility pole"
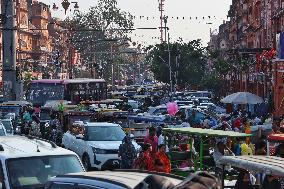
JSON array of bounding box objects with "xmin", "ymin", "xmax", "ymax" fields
[
  {"xmin": 158, "ymin": 0, "xmax": 165, "ymax": 43},
  {"xmin": 175, "ymin": 44, "xmax": 180, "ymax": 93},
  {"xmin": 111, "ymin": 44, "xmax": 114, "ymax": 91},
  {"xmin": 68, "ymin": 46, "xmax": 73, "ymax": 79},
  {"xmin": 164, "ymin": 16, "xmax": 168, "ymax": 43},
  {"xmin": 167, "ymin": 33, "xmax": 172, "ymax": 95},
  {"xmin": 2, "ymin": 0, "xmax": 21, "ymax": 101}
]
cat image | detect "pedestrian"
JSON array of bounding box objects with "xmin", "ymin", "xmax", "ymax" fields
[
  {"xmin": 154, "ymin": 144, "xmax": 171, "ymax": 173},
  {"xmin": 188, "ymin": 110, "xmax": 200, "ymax": 127},
  {"xmin": 213, "ymin": 140, "xmax": 235, "ymax": 169},
  {"xmin": 234, "ymin": 169, "xmax": 255, "ymax": 189},
  {"xmin": 262, "ymin": 175, "xmax": 281, "ymax": 189},
  {"xmin": 144, "ymin": 126, "xmax": 158, "ymax": 155},
  {"xmin": 241, "ymin": 138, "xmax": 254, "ymax": 156},
  {"xmin": 233, "ymin": 138, "xmax": 242, "ymax": 156},
  {"xmin": 255, "ymin": 140, "xmax": 267, "ymax": 155},
  {"xmin": 133, "ymin": 143, "xmax": 154, "ymax": 171},
  {"xmin": 118, "ymin": 135, "xmax": 137, "ymax": 169}
]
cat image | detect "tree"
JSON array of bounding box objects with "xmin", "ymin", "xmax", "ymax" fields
[
  {"xmin": 65, "ymin": 0, "xmax": 134, "ymax": 81},
  {"xmin": 23, "ymin": 72, "xmax": 35, "ymax": 89},
  {"xmin": 146, "ymin": 40, "xmax": 207, "ymax": 89}
]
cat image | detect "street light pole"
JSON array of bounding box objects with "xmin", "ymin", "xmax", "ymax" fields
[
  {"xmin": 167, "ymin": 33, "xmax": 173, "ymax": 95},
  {"xmin": 111, "ymin": 44, "xmax": 114, "ymax": 91}
]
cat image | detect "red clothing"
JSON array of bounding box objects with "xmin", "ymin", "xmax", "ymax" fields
[
  {"xmin": 144, "ymin": 135, "xmax": 158, "ymax": 153},
  {"xmin": 133, "ymin": 151, "xmax": 154, "ymax": 171},
  {"xmin": 179, "ymin": 144, "xmax": 189, "ymax": 151},
  {"xmin": 234, "ymin": 119, "xmax": 241, "ymax": 129},
  {"xmin": 155, "ymin": 152, "xmax": 171, "ymax": 173}
]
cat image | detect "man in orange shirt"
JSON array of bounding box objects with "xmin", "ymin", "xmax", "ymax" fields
[{"xmin": 155, "ymin": 144, "xmax": 171, "ymax": 173}]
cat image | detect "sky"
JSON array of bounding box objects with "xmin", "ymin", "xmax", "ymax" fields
[{"xmin": 42, "ymin": 0, "xmax": 232, "ymax": 47}]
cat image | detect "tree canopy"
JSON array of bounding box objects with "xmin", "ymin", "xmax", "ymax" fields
[
  {"xmin": 146, "ymin": 40, "xmax": 207, "ymax": 89},
  {"xmin": 64, "ymin": 0, "xmax": 134, "ymax": 81}
]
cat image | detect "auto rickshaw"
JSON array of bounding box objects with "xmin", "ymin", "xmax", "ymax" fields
[
  {"xmin": 163, "ymin": 127, "xmax": 251, "ymax": 176},
  {"xmin": 219, "ymin": 156, "xmax": 284, "ymax": 189}
]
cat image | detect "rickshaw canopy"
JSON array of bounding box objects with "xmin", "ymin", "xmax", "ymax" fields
[
  {"xmin": 219, "ymin": 156, "xmax": 284, "ymax": 177},
  {"xmin": 268, "ymin": 134, "xmax": 284, "ymax": 142},
  {"xmin": 163, "ymin": 127, "xmax": 252, "ymax": 137}
]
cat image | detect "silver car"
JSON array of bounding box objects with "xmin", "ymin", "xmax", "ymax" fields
[{"xmin": 45, "ymin": 171, "xmax": 183, "ymax": 189}]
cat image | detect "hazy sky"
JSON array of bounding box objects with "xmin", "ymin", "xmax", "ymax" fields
[{"xmin": 41, "ymin": 0, "xmax": 231, "ymax": 46}]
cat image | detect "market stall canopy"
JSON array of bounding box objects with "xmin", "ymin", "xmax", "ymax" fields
[
  {"xmin": 220, "ymin": 92, "xmax": 263, "ymax": 104},
  {"xmin": 163, "ymin": 127, "xmax": 251, "ymax": 137},
  {"xmin": 219, "ymin": 156, "xmax": 284, "ymax": 177}
]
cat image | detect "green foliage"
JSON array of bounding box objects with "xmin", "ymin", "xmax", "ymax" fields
[
  {"xmin": 201, "ymin": 74, "xmax": 223, "ymax": 96},
  {"xmin": 146, "ymin": 40, "xmax": 206, "ymax": 88},
  {"xmin": 213, "ymin": 59, "xmax": 231, "ymax": 77},
  {"xmin": 64, "ymin": 0, "xmax": 134, "ymax": 81},
  {"xmin": 23, "ymin": 72, "xmax": 36, "ymax": 89}
]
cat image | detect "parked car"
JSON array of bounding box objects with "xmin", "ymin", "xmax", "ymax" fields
[
  {"xmin": 147, "ymin": 105, "xmax": 167, "ymax": 115},
  {"xmin": 45, "ymin": 171, "xmax": 183, "ymax": 189},
  {"xmin": 200, "ymin": 103, "xmax": 226, "ymax": 114},
  {"xmin": 0, "ymin": 135, "xmax": 84, "ymax": 189},
  {"xmin": 62, "ymin": 122, "xmax": 140, "ymax": 171}
]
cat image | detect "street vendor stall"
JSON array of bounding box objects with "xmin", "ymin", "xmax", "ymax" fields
[{"xmin": 163, "ymin": 127, "xmax": 251, "ymax": 172}]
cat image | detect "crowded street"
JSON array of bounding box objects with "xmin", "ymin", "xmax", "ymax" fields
[{"xmin": 0, "ymin": 0, "xmax": 283, "ymax": 189}]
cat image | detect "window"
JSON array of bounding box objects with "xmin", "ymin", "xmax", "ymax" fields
[
  {"xmin": 7, "ymin": 155, "xmax": 84, "ymax": 189},
  {"xmin": 86, "ymin": 126, "xmax": 125, "ymax": 141}
]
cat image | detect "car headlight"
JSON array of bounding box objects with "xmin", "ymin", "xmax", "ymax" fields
[{"xmin": 92, "ymin": 147, "xmax": 107, "ymax": 154}]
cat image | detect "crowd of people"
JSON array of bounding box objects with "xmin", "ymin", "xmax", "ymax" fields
[
  {"xmin": 119, "ymin": 126, "xmax": 171, "ymax": 174},
  {"xmin": 117, "ymin": 106, "xmax": 284, "ymax": 189}
]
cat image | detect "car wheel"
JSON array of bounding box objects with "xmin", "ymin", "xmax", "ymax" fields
[{"xmin": 82, "ymin": 154, "xmax": 91, "ymax": 171}]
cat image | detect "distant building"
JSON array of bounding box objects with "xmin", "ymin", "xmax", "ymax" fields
[
  {"xmin": 0, "ymin": 0, "xmax": 80, "ymax": 81},
  {"xmin": 210, "ymin": 0, "xmax": 284, "ymax": 117}
]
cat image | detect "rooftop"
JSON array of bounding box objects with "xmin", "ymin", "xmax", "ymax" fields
[{"xmin": 0, "ymin": 136, "xmax": 75, "ymax": 159}]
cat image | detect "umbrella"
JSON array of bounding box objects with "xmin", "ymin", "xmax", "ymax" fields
[{"xmin": 221, "ymin": 92, "xmax": 263, "ymax": 104}]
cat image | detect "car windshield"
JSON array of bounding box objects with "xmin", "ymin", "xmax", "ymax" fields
[
  {"xmin": 2, "ymin": 120, "xmax": 12, "ymax": 134},
  {"xmin": 7, "ymin": 155, "xmax": 83, "ymax": 189},
  {"xmin": 86, "ymin": 126, "xmax": 125, "ymax": 141}
]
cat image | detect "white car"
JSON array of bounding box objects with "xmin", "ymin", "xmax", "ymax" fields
[
  {"xmin": 62, "ymin": 122, "xmax": 140, "ymax": 171},
  {"xmin": 0, "ymin": 136, "xmax": 84, "ymax": 189}
]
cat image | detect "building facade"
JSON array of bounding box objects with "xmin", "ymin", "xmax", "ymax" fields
[
  {"xmin": 0, "ymin": 0, "xmax": 80, "ymax": 81},
  {"xmin": 210, "ymin": 0, "xmax": 284, "ymax": 116}
]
